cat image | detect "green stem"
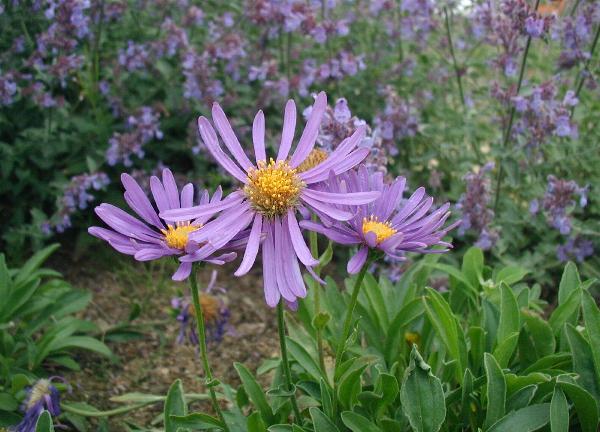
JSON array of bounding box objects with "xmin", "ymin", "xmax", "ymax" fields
[
  {"xmin": 331, "ymin": 255, "xmax": 372, "ymax": 420},
  {"xmin": 493, "ymin": 0, "xmax": 540, "ymax": 212},
  {"xmin": 444, "ymin": 7, "xmax": 465, "ymax": 108},
  {"xmin": 309, "ymin": 218, "xmax": 327, "ymax": 374},
  {"xmin": 277, "ymin": 301, "xmax": 303, "ymax": 423},
  {"xmin": 189, "ymin": 267, "xmax": 230, "ymax": 432}
]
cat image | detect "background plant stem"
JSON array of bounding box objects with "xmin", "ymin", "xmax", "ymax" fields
[{"xmin": 493, "ymin": 0, "xmax": 541, "ymax": 211}]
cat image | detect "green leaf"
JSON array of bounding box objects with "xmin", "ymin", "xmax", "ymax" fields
[
  {"xmin": 341, "ymin": 411, "xmax": 382, "ymax": 432},
  {"xmin": 487, "ymin": 403, "xmax": 550, "ymax": 432},
  {"xmin": 565, "ymin": 324, "xmax": 600, "ymax": 400},
  {"xmin": 557, "ymin": 375, "xmax": 599, "ymax": 432},
  {"xmin": 558, "ymin": 262, "xmax": 580, "ymax": 305},
  {"xmin": 337, "ymin": 364, "xmax": 367, "ymax": 410},
  {"xmin": 506, "ymin": 385, "xmax": 537, "ymax": 412},
  {"xmin": 497, "ymin": 284, "xmax": 520, "ymax": 345},
  {"xmin": 521, "ymin": 310, "xmax": 556, "ymax": 359},
  {"xmin": 493, "ymin": 332, "xmax": 519, "ymax": 368},
  {"xmin": 234, "ymin": 363, "xmax": 275, "ymax": 424},
  {"xmin": 247, "ymin": 411, "xmax": 267, "ymax": 432},
  {"xmin": 48, "ymin": 336, "xmax": 112, "ymax": 358},
  {"xmin": 0, "ymin": 392, "xmax": 18, "ymax": 411},
  {"xmin": 581, "ymin": 291, "xmax": 600, "ymax": 390},
  {"xmin": 309, "ymin": 407, "xmax": 339, "ymax": 432},
  {"xmin": 400, "ymin": 346, "xmax": 446, "ymax": 432},
  {"xmin": 423, "ymin": 288, "xmax": 467, "ymax": 381},
  {"xmin": 286, "ymin": 337, "xmax": 324, "ymax": 383},
  {"xmin": 164, "ymin": 379, "xmax": 187, "ymax": 432},
  {"xmin": 549, "ymin": 289, "xmax": 581, "ymax": 335},
  {"xmin": 462, "ymin": 247, "xmax": 484, "ymax": 288},
  {"xmin": 484, "ymin": 353, "xmax": 506, "ymax": 429},
  {"xmin": 550, "ymin": 388, "xmax": 569, "ymax": 432},
  {"xmin": 15, "ymin": 243, "xmax": 60, "ymax": 285},
  {"xmin": 170, "ymin": 413, "xmax": 223, "ymax": 430},
  {"xmin": 0, "ymin": 254, "xmax": 9, "ymax": 302},
  {"xmin": 35, "ymin": 411, "xmax": 55, "ymax": 432},
  {"xmin": 384, "ymin": 298, "xmax": 424, "ymax": 363},
  {"xmin": 495, "ymin": 266, "xmax": 529, "ymax": 285}
]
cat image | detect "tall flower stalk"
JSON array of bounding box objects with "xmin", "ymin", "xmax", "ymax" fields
[
  {"xmin": 494, "ymin": 0, "xmax": 541, "ymax": 211},
  {"xmin": 277, "ymin": 301, "xmax": 303, "ymax": 423},
  {"xmin": 309, "ymin": 217, "xmax": 327, "ymax": 373},
  {"xmin": 189, "ymin": 265, "xmax": 230, "ymax": 432}
]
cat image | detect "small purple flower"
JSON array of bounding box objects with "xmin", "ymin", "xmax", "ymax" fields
[
  {"xmin": 525, "ymin": 16, "xmax": 544, "ymax": 38},
  {"xmin": 557, "ymin": 236, "xmax": 594, "ymax": 263},
  {"xmin": 536, "ymin": 175, "xmax": 588, "ymax": 237},
  {"xmin": 456, "ymin": 163, "xmax": 498, "ymax": 250},
  {"xmin": 301, "ymin": 166, "xmax": 458, "ymax": 274},
  {"xmin": 14, "ymin": 378, "xmax": 62, "ymax": 432},
  {"xmin": 172, "ymin": 270, "xmax": 231, "ymax": 345},
  {"xmin": 89, "ymin": 168, "xmax": 241, "ymax": 281}
]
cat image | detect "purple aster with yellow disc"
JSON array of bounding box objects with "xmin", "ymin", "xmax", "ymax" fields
[
  {"xmin": 161, "ymin": 92, "xmax": 379, "ymax": 307},
  {"xmin": 88, "ymin": 168, "xmax": 240, "ymax": 281},
  {"xmin": 300, "ymin": 166, "xmax": 459, "ymax": 274}
]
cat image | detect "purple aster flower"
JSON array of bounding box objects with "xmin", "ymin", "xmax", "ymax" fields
[
  {"xmin": 161, "ymin": 92, "xmax": 379, "ymax": 307},
  {"xmin": 89, "ymin": 168, "xmax": 240, "ymax": 281},
  {"xmin": 14, "ymin": 378, "xmax": 63, "ymax": 432},
  {"xmin": 300, "ymin": 166, "xmax": 457, "ymax": 274}
]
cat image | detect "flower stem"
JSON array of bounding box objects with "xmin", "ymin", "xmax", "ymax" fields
[
  {"xmin": 493, "ymin": 0, "xmax": 540, "ymax": 212},
  {"xmin": 277, "ymin": 301, "xmax": 303, "ymax": 423},
  {"xmin": 331, "ymin": 255, "xmax": 371, "ymax": 420},
  {"xmin": 573, "ymin": 23, "xmax": 600, "ymax": 104},
  {"xmin": 309, "ymin": 218, "xmax": 327, "ymax": 374},
  {"xmin": 189, "ymin": 267, "xmax": 230, "ymax": 432}
]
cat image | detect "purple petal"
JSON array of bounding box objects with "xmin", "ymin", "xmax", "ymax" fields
[
  {"xmin": 135, "ymin": 247, "xmax": 173, "ymax": 261},
  {"xmin": 262, "ymin": 222, "xmax": 281, "ymax": 307},
  {"xmin": 150, "ymin": 176, "xmax": 170, "ymax": 213},
  {"xmin": 160, "ymin": 191, "xmax": 244, "ymax": 222},
  {"xmin": 88, "ymin": 226, "xmax": 137, "ymax": 255},
  {"xmin": 299, "ymin": 221, "xmax": 361, "ymax": 245},
  {"xmin": 212, "ymin": 103, "xmax": 254, "ymax": 171},
  {"xmin": 392, "ymin": 187, "xmax": 426, "ymax": 225},
  {"xmin": 198, "ymin": 117, "xmax": 248, "ymax": 184},
  {"xmin": 286, "ymin": 210, "xmax": 318, "ymax": 267},
  {"xmin": 277, "ymin": 99, "xmax": 297, "ymax": 162},
  {"xmin": 162, "ymin": 169, "xmax": 180, "ymax": 209},
  {"xmin": 95, "ymin": 204, "xmax": 161, "ymax": 242},
  {"xmin": 121, "ymin": 173, "xmax": 163, "ymax": 229},
  {"xmin": 301, "ymin": 194, "xmax": 353, "ymax": 221},
  {"xmin": 289, "ymin": 92, "xmax": 327, "ymax": 168},
  {"xmin": 253, "ymin": 110, "xmax": 266, "ymax": 162},
  {"xmin": 347, "ymin": 246, "xmax": 368, "ymax": 274},
  {"xmin": 302, "ymin": 188, "xmax": 380, "ymax": 205},
  {"xmin": 364, "ymin": 231, "xmax": 378, "ymax": 248},
  {"xmin": 234, "ymin": 214, "xmax": 263, "ymax": 276},
  {"xmin": 172, "ymin": 262, "xmax": 192, "ymax": 281},
  {"xmin": 180, "ymin": 183, "xmax": 194, "ymax": 208},
  {"xmin": 274, "ymin": 218, "xmax": 298, "ymax": 302}
]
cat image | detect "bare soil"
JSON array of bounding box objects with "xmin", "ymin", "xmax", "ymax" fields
[{"xmin": 60, "ymin": 256, "xmax": 280, "ymax": 430}]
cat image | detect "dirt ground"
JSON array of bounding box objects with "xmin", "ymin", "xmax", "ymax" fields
[{"xmin": 59, "ymin": 255, "xmax": 281, "ymax": 430}]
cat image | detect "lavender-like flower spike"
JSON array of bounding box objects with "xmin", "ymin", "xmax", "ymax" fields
[
  {"xmin": 89, "ymin": 168, "xmax": 240, "ymax": 281},
  {"xmin": 300, "ymin": 165, "xmax": 458, "ymax": 274},
  {"xmin": 161, "ymin": 92, "xmax": 380, "ymax": 307}
]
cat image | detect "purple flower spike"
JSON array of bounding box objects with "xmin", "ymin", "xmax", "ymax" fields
[
  {"xmin": 161, "ymin": 92, "xmax": 379, "ymax": 307},
  {"xmin": 300, "ymin": 166, "xmax": 458, "ymax": 275},
  {"xmin": 89, "ymin": 168, "xmax": 240, "ymax": 281}
]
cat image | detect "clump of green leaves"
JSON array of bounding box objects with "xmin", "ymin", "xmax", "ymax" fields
[{"xmin": 0, "ymin": 244, "xmax": 112, "ymax": 426}]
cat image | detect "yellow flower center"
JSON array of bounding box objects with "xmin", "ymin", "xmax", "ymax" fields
[
  {"xmin": 405, "ymin": 331, "xmax": 421, "ymax": 347},
  {"xmin": 362, "ymin": 215, "xmax": 397, "ymax": 244},
  {"xmin": 161, "ymin": 222, "xmax": 200, "ymax": 249},
  {"xmin": 244, "ymin": 158, "xmax": 304, "ymax": 218},
  {"xmin": 296, "ymin": 148, "xmax": 328, "ymax": 173}
]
